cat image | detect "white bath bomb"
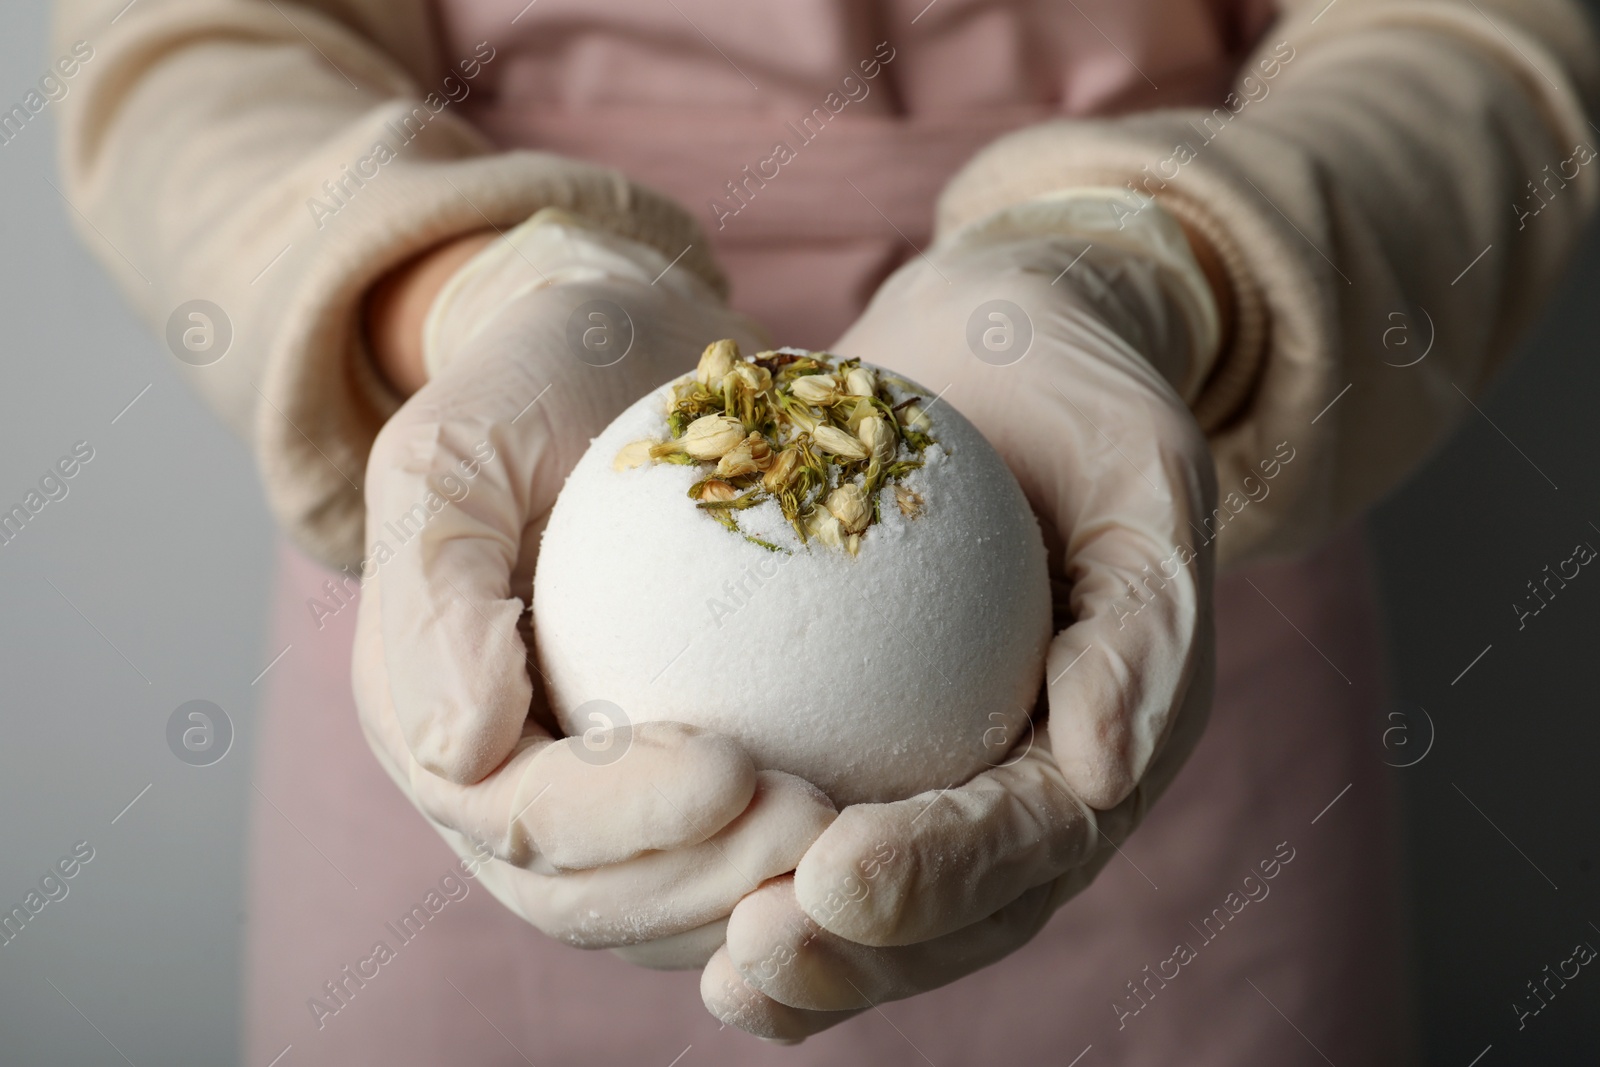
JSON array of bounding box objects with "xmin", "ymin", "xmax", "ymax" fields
[{"xmin": 532, "ymin": 352, "xmax": 1051, "ymax": 806}]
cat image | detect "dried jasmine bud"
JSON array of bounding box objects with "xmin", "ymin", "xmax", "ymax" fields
[
  {"xmin": 613, "ymin": 439, "xmax": 655, "ymax": 471},
  {"xmin": 804, "ymin": 506, "xmax": 846, "ymax": 549},
  {"xmin": 678, "ymin": 414, "xmax": 746, "ymax": 460},
  {"xmin": 894, "ymin": 485, "xmax": 924, "ymax": 518},
  {"xmin": 790, "ymin": 374, "xmax": 842, "ymax": 406},
  {"xmin": 857, "ymin": 415, "xmax": 897, "ymax": 466},
  {"xmin": 696, "ymin": 339, "xmax": 739, "ymax": 387},
  {"xmin": 727, "ymin": 362, "xmax": 772, "ymax": 394},
  {"xmin": 812, "ymin": 424, "xmax": 870, "ymax": 462},
  {"xmin": 762, "ymin": 447, "xmax": 801, "ymax": 492},
  {"xmin": 696, "ymin": 479, "xmax": 738, "ymax": 502},
  {"xmin": 715, "ymin": 432, "xmax": 774, "ymax": 478},
  {"xmin": 899, "ymin": 403, "xmax": 931, "ymax": 432},
  {"xmin": 844, "ymin": 367, "xmax": 877, "ymax": 397},
  {"xmin": 826, "ymin": 483, "xmax": 872, "ymax": 535}
]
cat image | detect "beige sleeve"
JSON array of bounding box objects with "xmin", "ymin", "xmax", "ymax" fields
[
  {"xmin": 936, "ymin": 0, "xmax": 1600, "ymax": 568},
  {"xmin": 52, "ymin": 0, "xmax": 724, "ymax": 570}
]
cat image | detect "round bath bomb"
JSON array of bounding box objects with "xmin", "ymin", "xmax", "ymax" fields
[{"xmin": 532, "ymin": 342, "xmax": 1051, "ymax": 806}]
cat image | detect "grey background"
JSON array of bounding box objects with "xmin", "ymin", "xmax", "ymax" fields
[
  {"xmin": 0, "ymin": 5, "xmax": 274, "ymax": 1066},
  {"xmin": 0, "ymin": 1, "xmax": 1596, "ymax": 1063},
  {"xmin": 1369, "ymin": 225, "xmax": 1600, "ymax": 1056}
]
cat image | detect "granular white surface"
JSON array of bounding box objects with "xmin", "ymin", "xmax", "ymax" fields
[{"xmin": 532, "ymin": 364, "xmax": 1051, "ymax": 805}]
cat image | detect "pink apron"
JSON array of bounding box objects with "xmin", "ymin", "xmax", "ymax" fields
[{"xmin": 243, "ymin": 3, "xmax": 1414, "ymax": 1063}]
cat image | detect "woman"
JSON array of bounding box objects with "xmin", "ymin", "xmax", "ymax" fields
[{"xmin": 53, "ymin": 0, "xmax": 1596, "ymax": 1062}]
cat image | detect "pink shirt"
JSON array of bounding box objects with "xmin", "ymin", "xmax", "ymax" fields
[{"xmin": 435, "ymin": 0, "xmax": 1276, "ymax": 344}]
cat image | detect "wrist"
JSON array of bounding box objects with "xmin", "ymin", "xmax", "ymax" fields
[
  {"xmin": 942, "ymin": 189, "xmax": 1223, "ymax": 401},
  {"xmin": 365, "ymin": 230, "xmax": 497, "ymax": 398},
  {"xmin": 419, "ymin": 208, "xmax": 732, "ymax": 380}
]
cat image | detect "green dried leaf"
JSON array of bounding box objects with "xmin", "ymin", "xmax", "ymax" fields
[
  {"xmin": 695, "ymin": 487, "xmax": 768, "ymax": 512},
  {"xmin": 743, "ymin": 535, "xmax": 785, "ymax": 553}
]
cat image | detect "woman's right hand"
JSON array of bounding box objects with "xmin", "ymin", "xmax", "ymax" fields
[{"xmin": 350, "ymin": 213, "xmax": 837, "ymax": 968}]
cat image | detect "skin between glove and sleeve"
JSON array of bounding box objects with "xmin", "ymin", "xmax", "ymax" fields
[
  {"xmin": 701, "ymin": 200, "xmax": 1224, "ymax": 1040},
  {"xmin": 350, "ymin": 211, "xmax": 837, "ymax": 961}
]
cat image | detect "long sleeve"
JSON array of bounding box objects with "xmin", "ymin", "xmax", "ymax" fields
[
  {"xmin": 52, "ymin": 0, "xmax": 724, "ymax": 569},
  {"xmin": 935, "ymin": 0, "xmax": 1600, "ymax": 568}
]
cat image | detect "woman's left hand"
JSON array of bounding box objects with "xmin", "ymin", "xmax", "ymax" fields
[{"xmin": 704, "ymin": 219, "xmax": 1221, "ymax": 1041}]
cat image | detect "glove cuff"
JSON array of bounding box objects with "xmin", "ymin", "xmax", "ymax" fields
[
  {"xmin": 941, "ymin": 188, "xmax": 1221, "ymax": 401},
  {"xmin": 421, "ymin": 208, "xmax": 720, "ymax": 377}
]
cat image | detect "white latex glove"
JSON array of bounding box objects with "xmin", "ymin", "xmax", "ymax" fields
[
  {"xmin": 353, "ymin": 210, "xmax": 836, "ymax": 965},
  {"xmin": 704, "ymin": 191, "xmax": 1220, "ymax": 1039}
]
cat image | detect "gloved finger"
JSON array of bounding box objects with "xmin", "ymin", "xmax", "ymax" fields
[
  {"xmin": 1040, "ymin": 420, "xmax": 1212, "ymax": 811},
  {"xmin": 354, "ymin": 577, "xmax": 759, "ymax": 866},
  {"xmin": 1027, "ymin": 647, "xmax": 1212, "ymax": 922},
  {"xmin": 420, "ymin": 771, "xmax": 832, "ymax": 947},
  {"xmin": 836, "ymin": 257, "xmax": 1215, "ymax": 812},
  {"xmin": 370, "ymin": 280, "xmax": 770, "ymax": 786},
  {"xmin": 1018, "ymin": 294, "xmax": 1214, "ymax": 812},
  {"xmin": 971, "ymin": 294, "xmax": 1211, "ymax": 813},
  {"xmin": 366, "ymin": 368, "xmax": 545, "ymax": 785},
  {"xmin": 701, "ymin": 944, "xmax": 864, "ymax": 1043},
  {"xmin": 726, "ymin": 875, "xmax": 1056, "ymax": 1012},
  {"xmin": 609, "ymin": 918, "xmax": 728, "ymax": 971},
  {"xmin": 497, "ymin": 771, "xmax": 836, "ymax": 947},
  {"xmin": 1077, "ymin": 619, "xmax": 1216, "ymax": 853},
  {"xmin": 792, "ymin": 722, "xmax": 1095, "ymax": 947},
  {"xmin": 365, "ymin": 280, "xmax": 647, "ymax": 786},
  {"xmin": 1021, "ymin": 668, "xmax": 1210, "ymax": 926},
  {"xmin": 506, "ymin": 725, "xmax": 759, "ymax": 869}
]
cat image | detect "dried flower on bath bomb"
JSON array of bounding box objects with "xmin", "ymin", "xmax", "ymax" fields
[
  {"xmin": 697, "ymin": 339, "xmax": 739, "ymax": 387},
  {"xmin": 618, "ymin": 343, "xmax": 933, "ymax": 554},
  {"xmin": 812, "ymin": 424, "xmax": 870, "ymax": 462},
  {"xmin": 727, "ymin": 362, "xmax": 772, "ymax": 394},
  {"xmin": 790, "ymin": 374, "xmax": 842, "ymax": 406},
  {"xmin": 763, "ymin": 447, "xmax": 802, "ymax": 493},
  {"xmin": 894, "ymin": 485, "xmax": 924, "ymax": 518},
  {"xmin": 613, "ymin": 439, "xmax": 655, "ymax": 471},
  {"xmin": 857, "ymin": 415, "xmax": 897, "ymax": 466},
  {"xmin": 826, "ymin": 484, "xmax": 872, "ymax": 535},
  {"xmin": 715, "ymin": 432, "xmax": 774, "ymax": 478},
  {"xmin": 804, "ymin": 506, "xmax": 846, "ymax": 549},
  {"xmin": 679, "ymin": 415, "xmax": 746, "ymax": 460},
  {"xmin": 844, "ymin": 367, "xmax": 878, "ymax": 397}
]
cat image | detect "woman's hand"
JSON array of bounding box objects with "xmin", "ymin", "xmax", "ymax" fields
[
  {"xmin": 351, "ymin": 213, "xmax": 836, "ymax": 966},
  {"xmin": 705, "ymin": 209, "xmax": 1221, "ymax": 1039}
]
